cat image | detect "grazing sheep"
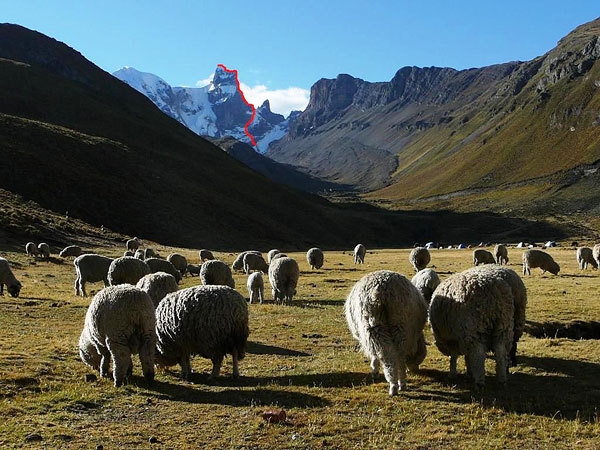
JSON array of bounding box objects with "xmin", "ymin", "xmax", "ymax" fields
[
  {"xmin": 270, "ymin": 252, "xmax": 287, "ymax": 261},
  {"xmin": 473, "ymin": 249, "xmax": 496, "ymax": 266},
  {"xmin": 167, "ymin": 253, "xmax": 188, "ymax": 277},
  {"xmin": 59, "ymin": 245, "xmax": 82, "ymax": 258},
  {"xmin": 25, "ymin": 242, "xmax": 39, "ymax": 257},
  {"xmin": 247, "ymin": 272, "xmax": 264, "ymax": 304},
  {"xmin": 475, "ymin": 265, "xmax": 527, "ymax": 367},
  {"xmin": 232, "ymin": 251, "xmax": 262, "ymax": 272},
  {"xmin": 345, "ymin": 270, "xmax": 428, "ymax": 396},
  {"xmin": 78, "ymin": 326, "xmax": 101, "ymax": 372},
  {"xmin": 429, "ymin": 266, "xmax": 515, "ymax": 388},
  {"xmin": 81, "ymin": 285, "xmax": 156, "ymax": 387},
  {"xmin": 186, "ymin": 263, "xmax": 200, "ymax": 277},
  {"xmin": 199, "ymin": 249, "xmax": 215, "ymax": 262},
  {"xmin": 74, "ymin": 254, "xmax": 114, "ymax": 297},
  {"xmin": 522, "ymin": 249, "xmax": 560, "ymax": 275},
  {"xmin": 494, "ymin": 244, "xmax": 509, "ymax": 265},
  {"xmin": 409, "ymin": 247, "xmax": 431, "ymax": 272},
  {"xmin": 37, "ymin": 242, "xmax": 50, "ymax": 259},
  {"xmin": 107, "ymin": 256, "xmax": 151, "ymax": 286},
  {"xmin": 594, "ymin": 244, "xmax": 600, "ymax": 268},
  {"xmin": 136, "ymin": 272, "xmax": 179, "ymax": 308},
  {"xmin": 145, "ymin": 257, "xmax": 182, "ymax": 283},
  {"xmin": 155, "ymin": 285, "xmax": 249, "ymax": 380},
  {"xmin": 242, "ymin": 252, "xmax": 269, "ymax": 274},
  {"xmin": 354, "ymin": 244, "xmax": 366, "ymax": 264},
  {"xmin": 268, "ymin": 256, "xmax": 300, "ymax": 304},
  {"xmin": 410, "ymin": 268, "xmax": 440, "ymax": 305},
  {"xmin": 267, "ymin": 249, "xmax": 281, "ymax": 263},
  {"xmin": 134, "ymin": 249, "xmax": 145, "ymax": 260},
  {"xmin": 576, "ymin": 247, "xmax": 598, "ymax": 270},
  {"xmin": 306, "ymin": 247, "xmax": 324, "ymax": 270},
  {"xmin": 0, "ymin": 257, "xmax": 22, "ymax": 298},
  {"xmin": 144, "ymin": 248, "xmax": 159, "ymax": 259},
  {"xmin": 200, "ymin": 260, "xmax": 235, "ymax": 288},
  {"xmin": 126, "ymin": 237, "xmax": 140, "ymax": 252}
]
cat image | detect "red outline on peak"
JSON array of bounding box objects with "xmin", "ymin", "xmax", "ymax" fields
[{"xmin": 217, "ymin": 64, "xmax": 257, "ymax": 147}]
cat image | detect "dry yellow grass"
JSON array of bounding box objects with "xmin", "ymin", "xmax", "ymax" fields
[{"xmin": 0, "ymin": 244, "xmax": 599, "ymax": 449}]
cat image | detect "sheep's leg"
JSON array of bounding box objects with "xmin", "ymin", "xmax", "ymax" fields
[
  {"xmin": 74, "ymin": 277, "xmax": 80, "ymax": 296},
  {"xmin": 370, "ymin": 357, "xmax": 380, "ymax": 382},
  {"xmin": 210, "ymin": 355, "xmax": 223, "ymax": 379},
  {"xmin": 397, "ymin": 358, "xmax": 408, "ymax": 391},
  {"xmin": 107, "ymin": 341, "xmax": 131, "ymax": 387},
  {"xmin": 231, "ymin": 350, "xmax": 239, "ymax": 379},
  {"xmin": 449, "ymin": 354, "xmax": 458, "ymax": 379},
  {"xmin": 249, "ymin": 292, "xmax": 254, "ymax": 304},
  {"xmin": 139, "ymin": 333, "xmax": 156, "ymax": 387},
  {"xmin": 98, "ymin": 346, "xmax": 112, "ymax": 379},
  {"xmin": 494, "ymin": 338, "xmax": 510, "ymax": 385},
  {"xmin": 259, "ymin": 287, "xmax": 264, "ymax": 304},
  {"xmin": 381, "ymin": 361, "xmax": 399, "ymax": 396},
  {"xmin": 467, "ymin": 343, "xmax": 486, "ymax": 389},
  {"xmin": 179, "ymin": 356, "xmax": 192, "ymax": 381}
]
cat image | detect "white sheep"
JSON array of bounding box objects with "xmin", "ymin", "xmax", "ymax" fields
[
  {"xmin": 59, "ymin": 245, "xmax": 83, "ymax": 258},
  {"xmin": 576, "ymin": 247, "xmax": 598, "ymax": 270},
  {"xmin": 345, "ymin": 270, "xmax": 428, "ymax": 396},
  {"xmin": 247, "ymin": 272, "xmax": 264, "ymax": 304},
  {"xmin": 167, "ymin": 253, "xmax": 188, "ymax": 277},
  {"xmin": 134, "ymin": 249, "xmax": 145, "ymax": 260},
  {"xmin": 199, "ymin": 249, "xmax": 215, "ymax": 262},
  {"xmin": 306, "ymin": 247, "xmax": 324, "ymax": 270},
  {"xmin": 0, "ymin": 257, "xmax": 22, "ymax": 298},
  {"xmin": 267, "ymin": 249, "xmax": 281, "ymax": 263},
  {"xmin": 232, "ymin": 251, "xmax": 262, "ymax": 272},
  {"xmin": 81, "ymin": 285, "xmax": 156, "ymax": 387},
  {"xmin": 242, "ymin": 252, "xmax": 268, "ymax": 274},
  {"xmin": 78, "ymin": 325, "xmax": 101, "ymax": 372},
  {"xmin": 74, "ymin": 254, "xmax": 114, "ymax": 297},
  {"xmin": 107, "ymin": 256, "xmax": 151, "ymax": 286},
  {"xmin": 522, "ymin": 249, "xmax": 560, "ymax": 275},
  {"xmin": 145, "ymin": 257, "xmax": 182, "ymax": 283},
  {"xmin": 268, "ymin": 256, "xmax": 300, "ymax": 304},
  {"xmin": 144, "ymin": 248, "xmax": 159, "ymax": 259},
  {"xmin": 429, "ymin": 266, "xmax": 515, "ymax": 388},
  {"xmin": 25, "ymin": 242, "xmax": 39, "ymax": 257},
  {"xmin": 473, "ymin": 249, "xmax": 496, "ymax": 266},
  {"xmin": 494, "ymin": 244, "xmax": 509, "ymax": 265},
  {"xmin": 155, "ymin": 285, "xmax": 249, "ymax": 380},
  {"xmin": 593, "ymin": 244, "xmax": 600, "ymax": 268},
  {"xmin": 410, "ymin": 268, "xmax": 440, "ymax": 305},
  {"xmin": 353, "ymin": 244, "xmax": 366, "ymax": 264},
  {"xmin": 136, "ymin": 272, "xmax": 179, "ymax": 308},
  {"xmin": 37, "ymin": 242, "xmax": 50, "ymax": 259},
  {"xmin": 200, "ymin": 259, "xmax": 235, "ymax": 288},
  {"xmin": 126, "ymin": 237, "xmax": 140, "ymax": 252},
  {"xmin": 409, "ymin": 247, "xmax": 431, "ymax": 272},
  {"xmin": 270, "ymin": 252, "xmax": 287, "ymax": 261}
]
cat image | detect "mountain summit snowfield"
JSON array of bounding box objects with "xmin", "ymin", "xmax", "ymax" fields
[{"xmin": 113, "ymin": 66, "xmax": 296, "ymax": 153}]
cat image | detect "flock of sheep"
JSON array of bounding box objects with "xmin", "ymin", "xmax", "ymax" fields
[{"xmin": 1, "ymin": 238, "xmax": 599, "ymax": 395}]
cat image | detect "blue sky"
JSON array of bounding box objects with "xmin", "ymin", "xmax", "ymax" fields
[{"xmin": 4, "ymin": 1, "xmax": 599, "ymax": 115}]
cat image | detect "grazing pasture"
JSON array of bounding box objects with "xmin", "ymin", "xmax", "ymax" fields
[{"xmin": 0, "ymin": 245, "xmax": 599, "ymax": 448}]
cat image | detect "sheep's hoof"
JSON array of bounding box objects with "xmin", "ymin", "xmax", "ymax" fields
[{"xmin": 389, "ymin": 384, "xmax": 399, "ymax": 396}]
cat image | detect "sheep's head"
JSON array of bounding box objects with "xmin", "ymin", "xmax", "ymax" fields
[
  {"xmin": 154, "ymin": 349, "xmax": 178, "ymax": 368},
  {"xmin": 549, "ymin": 261, "xmax": 560, "ymax": 275},
  {"xmin": 407, "ymin": 334, "xmax": 427, "ymax": 372},
  {"xmin": 8, "ymin": 281, "xmax": 21, "ymax": 298}
]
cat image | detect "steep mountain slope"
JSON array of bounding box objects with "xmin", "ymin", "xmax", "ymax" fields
[
  {"xmin": 113, "ymin": 66, "xmax": 294, "ymax": 153},
  {"xmin": 268, "ymin": 18, "xmax": 600, "ymax": 221}
]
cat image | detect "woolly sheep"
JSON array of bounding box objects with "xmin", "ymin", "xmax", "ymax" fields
[
  {"xmin": 270, "ymin": 252, "xmax": 287, "ymax": 261},
  {"xmin": 267, "ymin": 249, "xmax": 281, "ymax": 263},
  {"xmin": 126, "ymin": 237, "xmax": 140, "ymax": 252},
  {"xmin": 576, "ymin": 247, "xmax": 598, "ymax": 270},
  {"xmin": 167, "ymin": 253, "xmax": 188, "ymax": 276},
  {"xmin": 136, "ymin": 272, "xmax": 179, "ymax": 308},
  {"xmin": 107, "ymin": 256, "xmax": 151, "ymax": 286},
  {"xmin": 145, "ymin": 257, "xmax": 182, "ymax": 283},
  {"xmin": 124, "ymin": 250, "xmax": 135, "ymax": 257},
  {"xmin": 410, "ymin": 268, "xmax": 440, "ymax": 305},
  {"xmin": 0, "ymin": 257, "xmax": 22, "ymax": 298},
  {"xmin": 25, "ymin": 242, "xmax": 38, "ymax": 257},
  {"xmin": 306, "ymin": 247, "xmax": 324, "ymax": 270},
  {"xmin": 78, "ymin": 325, "xmax": 101, "ymax": 372},
  {"xmin": 186, "ymin": 263, "xmax": 200, "ymax": 277},
  {"xmin": 522, "ymin": 249, "xmax": 560, "ymax": 275},
  {"xmin": 144, "ymin": 248, "xmax": 159, "ymax": 259},
  {"xmin": 134, "ymin": 249, "xmax": 145, "ymax": 260},
  {"xmin": 475, "ymin": 265, "xmax": 527, "ymax": 367},
  {"xmin": 473, "ymin": 249, "xmax": 496, "ymax": 266},
  {"xmin": 74, "ymin": 254, "xmax": 114, "ymax": 297},
  {"xmin": 242, "ymin": 252, "xmax": 268, "ymax": 274},
  {"xmin": 247, "ymin": 272, "xmax": 264, "ymax": 304},
  {"xmin": 232, "ymin": 251, "xmax": 262, "ymax": 272},
  {"xmin": 353, "ymin": 244, "xmax": 366, "ymax": 264},
  {"xmin": 494, "ymin": 244, "xmax": 509, "ymax": 265},
  {"xmin": 345, "ymin": 270, "xmax": 428, "ymax": 396},
  {"xmin": 268, "ymin": 256, "xmax": 300, "ymax": 304},
  {"xmin": 59, "ymin": 245, "xmax": 82, "ymax": 258},
  {"xmin": 409, "ymin": 247, "xmax": 430, "ymax": 272},
  {"xmin": 155, "ymin": 285, "xmax": 249, "ymax": 380},
  {"xmin": 200, "ymin": 259, "xmax": 235, "ymax": 288},
  {"xmin": 199, "ymin": 249, "xmax": 215, "ymax": 262},
  {"xmin": 81, "ymin": 285, "xmax": 156, "ymax": 387},
  {"xmin": 37, "ymin": 242, "xmax": 50, "ymax": 259},
  {"xmin": 593, "ymin": 244, "xmax": 600, "ymax": 268},
  {"xmin": 429, "ymin": 266, "xmax": 515, "ymax": 388}
]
